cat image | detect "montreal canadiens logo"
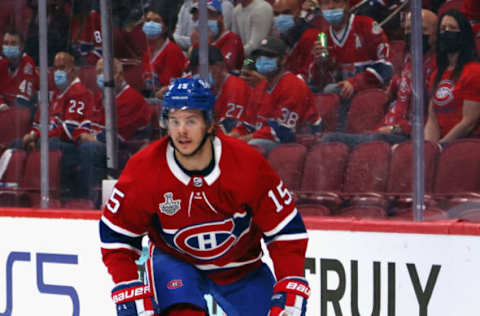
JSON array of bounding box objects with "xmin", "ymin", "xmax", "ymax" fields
[
  {"xmin": 173, "ymin": 214, "xmax": 250, "ymax": 260},
  {"xmin": 167, "ymin": 279, "xmax": 183, "ymax": 289},
  {"xmin": 433, "ymin": 80, "xmax": 454, "ymax": 106}
]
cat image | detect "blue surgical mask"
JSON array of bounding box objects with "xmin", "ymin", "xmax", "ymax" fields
[
  {"xmin": 97, "ymin": 74, "xmax": 104, "ymax": 90},
  {"xmin": 322, "ymin": 9, "xmax": 345, "ymax": 25},
  {"xmin": 142, "ymin": 21, "xmax": 163, "ymax": 38},
  {"xmin": 255, "ymin": 56, "xmax": 278, "ymax": 75},
  {"xmin": 54, "ymin": 70, "xmax": 68, "ymax": 88},
  {"xmin": 208, "ymin": 20, "xmax": 219, "ymax": 36},
  {"xmin": 274, "ymin": 14, "xmax": 295, "ymax": 34},
  {"xmin": 2, "ymin": 45, "xmax": 20, "ymax": 59}
]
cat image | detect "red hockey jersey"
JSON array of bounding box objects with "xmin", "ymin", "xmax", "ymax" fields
[
  {"xmin": 309, "ymin": 14, "xmax": 393, "ymax": 91},
  {"xmin": 0, "ymin": 54, "xmax": 38, "ymax": 107},
  {"xmin": 31, "ymin": 78, "xmax": 94, "ymax": 141},
  {"xmin": 71, "ymin": 10, "xmax": 103, "ymax": 65},
  {"xmin": 213, "ymin": 31, "xmax": 245, "ymax": 72},
  {"xmin": 429, "ymin": 62, "xmax": 480, "ymax": 137},
  {"xmin": 100, "ymin": 134, "xmax": 308, "ymax": 285},
  {"xmin": 142, "ymin": 39, "xmax": 187, "ymax": 92}
]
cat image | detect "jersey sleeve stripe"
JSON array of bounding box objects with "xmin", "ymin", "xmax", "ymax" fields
[
  {"xmin": 263, "ymin": 208, "xmax": 299, "ymax": 237},
  {"xmin": 265, "ymin": 232, "xmax": 309, "ymax": 245},
  {"xmin": 101, "ymin": 215, "xmax": 143, "ymax": 237},
  {"xmin": 100, "ymin": 220, "xmax": 143, "ymax": 251},
  {"xmin": 100, "ymin": 242, "xmax": 143, "ymax": 255}
]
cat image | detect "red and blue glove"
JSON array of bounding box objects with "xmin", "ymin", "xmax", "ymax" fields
[
  {"xmin": 111, "ymin": 281, "xmax": 155, "ymax": 316},
  {"xmin": 268, "ymin": 277, "xmax": 311, "ymax": 316}
]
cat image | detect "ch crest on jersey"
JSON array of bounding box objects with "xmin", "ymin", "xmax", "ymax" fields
[{"xmin": 159, "ymin": 192, "xmax": 181, "ymax": 216}]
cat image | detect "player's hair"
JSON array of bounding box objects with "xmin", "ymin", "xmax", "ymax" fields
[
  {"xmin": 3, "ymin": 28, "xmax": 24, "ymax": 44},
  {"xmin": 433, "ymin": 9, "xmax": 478, "ymax": 91}
]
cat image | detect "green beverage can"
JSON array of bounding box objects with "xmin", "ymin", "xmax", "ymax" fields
[{"xmin": 318, "ymin": 32, "xmax": 328, "ymax": 58}]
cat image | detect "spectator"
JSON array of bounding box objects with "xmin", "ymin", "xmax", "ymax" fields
[
  {"xmin": 70, "ymin": 0, "xmax": 102, "ymax": 66},
  {"xmin": 463, "ymin": 0, "xmax": 480, "ymax": 37},
  {"xmin": 221, "ymin": 0, "xmax": 235, "ymax": 30},
  {"xmin": 141, "ymin": 3, "xmax": 187, "ymax": 98},
  {"xmin": 190, "ymin": 0, "xmax": 245, "ymax": 72},
  {"xmin": 76, "ymin": 58, "xmax": 152, "ymax": 205},
  {"xmin": 233, "ymin": 36, "xmax": 321, "ymax": 153},
  {"xmin": 0, "ymin": 29, "xmax": 38, "ymax": 113},
  {"xmin": 189, "ymin": 45, "xmax": 251, "ymax": 133},
  {"xmin": 320, "ymin": 9, "xmax": 439, "ymax": 148},
  {"xmin": 425, "ymin": 10, "xmax": 480, "ymax": 145},
  {"xmin": 232, "ymin": 0, "xmax": 274, "ymax": 57},
  {"xmin": 173, "ymin": 0, "xmax": 196, "ymax": 51},
  {"xmin": 20, "ymin": 52, "xmax": 94, "ymax": 199},
  {"xmin": 310, "ymin": 0, "xmax": 393, "ymax": 98}
]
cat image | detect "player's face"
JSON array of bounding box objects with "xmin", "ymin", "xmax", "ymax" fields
[{"xmin": 168, "ymin": 109, "xmax": 212, "ymax": 156}]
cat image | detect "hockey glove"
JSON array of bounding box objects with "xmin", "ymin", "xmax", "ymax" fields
[
  {"xmin": 111, "ymin": 281, "xmax": 155, "ymax": 316},
  {"xmin": 268, "ymin": 277, "xmax": 310, "ymax": 316}
]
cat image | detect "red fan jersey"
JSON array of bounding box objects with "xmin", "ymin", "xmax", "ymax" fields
[
  {"xmin": 213, "ymin": 31, "xmax": 245, "ymax": 72},
  {"xmin": 380, "ymin": 51, "xmax": 436, "ymax": 134},
  {"xmin": 286, "ymin": 28, "xmax": 326, "ymax": 81},
  {"xmin": 429, "ymin": 62, "xmax": 480, "ymax": 137},
  {"xmin": 245, "ymin": 72, "xmax": 321, "ymax": 142},
  {"xmin": 215, "ymin": 74, "xmax": 251, "ymax": 133},
  {"xmin": 100, "ymin": 134, "xmax": 308, "ymax": 285},
  {"xmin": 31, "ymin": 78, "xmax": 94, "ymax": 141},
  {"xmin": 88, "ymin": 84, "xmax": 152, "ymax": 141},
  {"xmin": 71, "ymin": 10, "xmax": 103, "ymax": 65},
  {"xmin": 0, "ymin": 54, "xmax": 38, "ymax": 107},
  {"xmin": 142, "ymin": 39, "xmax": 187, "ymax": 91},
  {"xmin": 309, "ymin": 14, "xmax": 393, "ymax": 91}
]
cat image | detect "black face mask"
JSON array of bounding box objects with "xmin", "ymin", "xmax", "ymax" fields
[
  {"xmin": 405, "ymin": 33, "xmax": 431, "ymax": 54},
  {"xmin": 438, "ymin": 31, "xmax": 462, "ymax": 53}
]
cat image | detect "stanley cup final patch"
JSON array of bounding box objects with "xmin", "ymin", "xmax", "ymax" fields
[{"xmin": 159, "ymin": 192, "xmax": 181, "ymax": 216}]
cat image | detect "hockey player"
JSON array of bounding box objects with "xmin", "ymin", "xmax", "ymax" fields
[
  {"xmin": 310, "ymin": 0, "xmax": 393, "ymax": 98},
  {"xmin": 100, "ymin": 77, "xmax": 310, "ymax": 316},
  {"xmin": 0, "ymin": 28, "xmax": 38, "ymax": 112}
]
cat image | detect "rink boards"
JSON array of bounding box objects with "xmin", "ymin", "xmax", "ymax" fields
[{"xmin": 0, "ymin": 208, "xmax": 480, "ymax": 316}]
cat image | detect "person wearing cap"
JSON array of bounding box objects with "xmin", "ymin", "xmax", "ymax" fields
[
  {"xmin": 189, "ymin": 45, "xmax": 251, "ymax": 134},
  {"xmin": 141, "ymin": 3, "xmax": 187, "ymax": 98},
  {"xmin": 232, "ymin": 36, "xmax": 321, "ymax": 153},
  {"xmin": 189, "ymin": 0, "xmax": 245, "ymax": 72},
  {"xmin": 232, "ymin": 0, "xmax": 274, "ymax": 57}
]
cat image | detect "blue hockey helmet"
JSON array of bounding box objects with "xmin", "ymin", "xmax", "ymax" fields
[{"xmin": 163, "ymin": 77, "xmax": 215, "ymax": 123}]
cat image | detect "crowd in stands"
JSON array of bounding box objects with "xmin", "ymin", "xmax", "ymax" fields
[{"xmin": 0, "ymin": 0, "xmax": 479, "ymax": 216}]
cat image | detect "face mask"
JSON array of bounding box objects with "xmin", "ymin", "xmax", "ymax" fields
[
  {"xmin": 405, "ymin": 33, "xmax": 431, "ymax": 54},
  {"xmin": 438, "ymin": 31, "xmax": 462, "ymax": 53},
  {"xmin": 54, "ymin": 70, "xmax": 68, "ymax": 88},
  {"xmin": 274, "ymin": 14, "xmax": 295, "ymax": 34},
  {"xmin": 207, "ymin": 20, "xmax": 219, "ymax": 36},
  {"xmin": 255, "ymin": 56, "xmax": 278, "ymax": 75},
  {"xmin": 322, "ymin": 9, "xmax": 344, "ymax": 26},
  {"xmin": 142, "ymin": 21, "xmax": 163, "ymax": 38},
  {"xmin": 2, "ymin": 45, "xmax": 20, "ymax": 59},
  {"xmin": 97, "ymin": 74, "xmax": 104, "ymax": 90}
]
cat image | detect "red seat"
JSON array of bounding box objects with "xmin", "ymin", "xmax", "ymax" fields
[
  {"xmin": 313, "ymin": 93, "xmax": 340, "ymax": 132},
  {"xmin": 77, "ymin": 65, "xmax": 99, "ymax": 94},
  {"xmin": 433, "ymin": 139, "xmax": 480, "ymax": 208},
  {"xmin": 63, "ymin": 198, "xmax": 96, "ymax": 210},
  {"xmin": 267, "ymin": 143, "xmax": 308, "ymax": 191},
  {"xmin": 297, "ymin": 142, "xmax": 349, "ymax": 210},
  {"xmin": 0, "ymin": 107, "xmax": 31, "ymax": 147},
  {"xmin": 0, "ymin": 149, "xmax": 27, "ymax": 184},
  {"xmin": 389, "ymin": 207, "xmax": 448, "ymax": 221},
  {"xmin": 438, "ymin": 0, "xmax": 464, "ymax": 17},
  {"xmin": 342, "ymin": 141, "xmax": 391, "ymax": 207},
  {"xmin": 390, "ymin": 40, "xmax": 407, "ymax": 74},
  {"xmin": 124, "ymin": 63, "xmax": 145, "ymax": 92},
  {"xmin": 298, "ymin": 204, "xmax": 331, "ymax": 217},
  {"xmin": 346, "ymin": 89, "xmax": 389, "ymax": 133},
  {"xmin": 336, "ymin": 205, "xmax": 388, "ymax": 218}
]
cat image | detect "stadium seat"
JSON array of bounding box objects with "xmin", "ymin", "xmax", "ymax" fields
[
  {"xmin": 0, "ymin": 107, "xmax": 32, "ymax": 148},
  {"xmin": 63, "ymin": 198, "xmax": 96, "ymax": 210},
  {"xmin": 313, "ymin": 93, "xmax": 340, "ymax": 132},
  {"xmin": 342, "ymin": 141, "xmax": 391, "ymax": 206},
  {"xmin": 267, "ymin": 143, "xmax": 308, "ymax": 191},
  {"xmin": 124, "ymin": 63, "xmax": 145, "ymax": 92},
  {"xmin": 433, "ymin": 139, "xmax": 480, "ymax": 208},
  {"xmin": 297, "ymin": 204, "xmax": 331, "ymax": 217},
  {"xmin": 390, "ymin": 40, "xmax": 407, "ymax": 74},
  {"xmin": 77, "ymin": 65, "xmax": 99, "ymax": 94},
  {"xmin": 386, "ymin": 141, "xmax": 441, "ymax": 209},
  {"xmin": 335, "ymin": 205, "xmax": 388, "ymax": 218},
  {"xmin": 346, "ymin": 89, "xmax": 389, "ymax": 133},
  {"xmin": 437, "ymin": 0, "xmax": 465, "ymax": 17},
  {"xmin": 296, "ymin": 142, "xmax": 349, "ymax": 210},
  {"xmin": 0, "ymin": 149, "xmax": 27, "ymax": 184},
  {"xmin": 476, "ymin": 36, "xmax": 480, "ymax": 57},
  {"xmin": 389, "ymin": 207, "xmax": 448, "ymax": 221}
]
